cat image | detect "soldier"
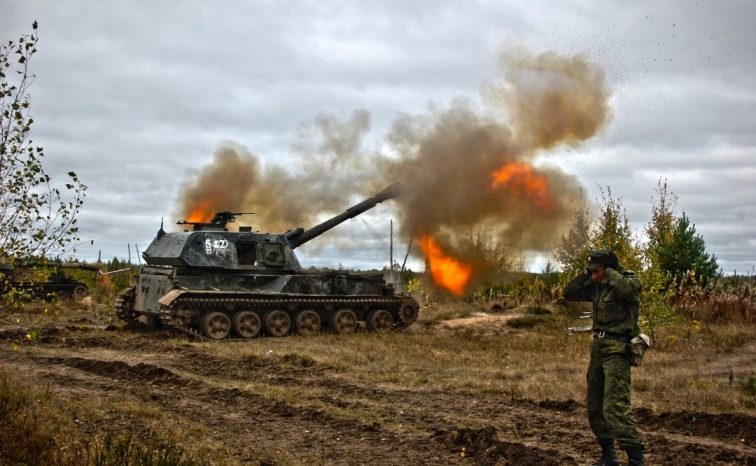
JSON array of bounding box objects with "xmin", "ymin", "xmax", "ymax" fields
[{"xmin": 563, "ymin": 249, "xmax": 645, "ymax": 466}]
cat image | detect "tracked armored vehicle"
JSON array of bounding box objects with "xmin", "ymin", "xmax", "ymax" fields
[
  {"xmin": 0, "ymin": 258, "xmax": 97, "ymax": 301},
  {"xmin": 115, "ymin": 183, "xmax": 419, "ymax": 339}
]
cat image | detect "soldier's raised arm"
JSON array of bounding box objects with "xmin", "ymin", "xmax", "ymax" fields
[
  {"xmin": 604, "ymin": 268, "xmax": 642, "ymax": 301},
  {"xmin": 563, "ymin": 270, "xmax": 594, "ymax": 302}
]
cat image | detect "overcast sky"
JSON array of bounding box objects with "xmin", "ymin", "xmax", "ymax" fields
[{"xmin": 2, "ymin": 1, "xmax": 754, "ymax": 274}]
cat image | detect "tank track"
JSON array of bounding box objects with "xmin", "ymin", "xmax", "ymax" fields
[
  {"xmin": 159, "ymin": 294, "xmax": 419, "ymax": 338},
  {"xmin": 115, "ymin": 286, "xmax": 138, "ymax": 324}
]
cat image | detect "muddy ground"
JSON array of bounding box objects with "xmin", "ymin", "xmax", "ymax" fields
[{"xmin": 2, "ymin": 316, "xmax": 755, "ymax": 466}]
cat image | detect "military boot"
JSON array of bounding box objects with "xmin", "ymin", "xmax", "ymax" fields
[
  {"xmin": 624, "ymin": 446, "xmax": 644, "ymax": 466},
  {"xmin": 592, "ymin": 441, "xmax": 620, "ymax": 466}
]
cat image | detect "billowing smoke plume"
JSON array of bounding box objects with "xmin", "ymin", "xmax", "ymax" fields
[
  {"xmin": 175, "ymin": 48, "xmax": 611, "ymax": 291},
  {"xmin": 176, "ymin": 110, "xmax": 377, "ymax": 233}
]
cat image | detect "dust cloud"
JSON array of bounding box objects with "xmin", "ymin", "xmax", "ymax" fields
[{"xmin": 175, "ymin": 47, "xmax": 611, "ymax": 280}]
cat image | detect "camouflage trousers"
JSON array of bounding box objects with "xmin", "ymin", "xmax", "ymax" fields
[{"xmin": 587, "ymin": 337, "xmax": 644, "ymax": 449}]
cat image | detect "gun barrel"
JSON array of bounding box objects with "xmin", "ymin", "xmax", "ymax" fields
[
  {"xmin": 11, "ymin": 258, "xmax": 101, "ymax": 272},
  {"xmin": 288, "ymin": 182, "xmax": 404, "ymax": 249},
  {"xmin": 58, "ymin": 263, "xmax": 102, "ymax": 272}
]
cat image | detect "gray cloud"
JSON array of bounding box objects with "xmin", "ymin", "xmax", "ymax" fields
[{"xmin": 2, "ymin": 0, "xmax": 754, "ymax": 274}]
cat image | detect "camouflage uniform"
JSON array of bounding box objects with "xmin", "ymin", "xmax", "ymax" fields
[{"xmin": 564, "ymin": 267, "xmax": 644, "ymax": 451}]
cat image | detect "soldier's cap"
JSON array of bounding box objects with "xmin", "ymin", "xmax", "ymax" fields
[{"xmin": 585, "ymin": 250, "xmax": 611, "ymax": 271}]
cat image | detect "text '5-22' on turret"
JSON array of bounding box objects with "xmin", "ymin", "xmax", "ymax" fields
[{"xmin": 115, "ymin": 182, "xmax": 419, "ymax": 339}]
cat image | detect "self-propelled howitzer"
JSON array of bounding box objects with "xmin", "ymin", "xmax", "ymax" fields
[
  {"xmin": 1, "ymin": 257, "xmax": 100, "ymax": 301},
  {"xmin": 115, "ymin": 182, "xmax": 419, "ymax": 339}
]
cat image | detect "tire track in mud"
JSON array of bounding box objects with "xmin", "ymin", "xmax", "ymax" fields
[
  {"xmin": 23, "ymin": 353, "xmax": 570, "ymax": 465},
  {"xmin": 9, "ymin": 325, "xmax": 756, "ymax": 465},
  {"xmin": 162, "ymin": 345, "xmax": 756, "ymax": 465},
  {"xmin": 163, "ymin": 346, "xmax": 591, "ymax": 461}
]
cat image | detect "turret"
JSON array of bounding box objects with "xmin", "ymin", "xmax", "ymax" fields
[{"xmin": 141, "ymin": 182, "xmax": 404, "ymax": 270}]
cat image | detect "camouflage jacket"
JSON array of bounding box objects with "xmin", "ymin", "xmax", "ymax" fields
[{"xmin": 563, "ymin": 268, "xmax": 642, "ymax": 336}]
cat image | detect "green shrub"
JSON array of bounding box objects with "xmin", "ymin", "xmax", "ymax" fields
[
  {"xmin": 741, "ymin": 375, "xmax": 756, "ymax": 397},
  {"xmin": 281, "ymin": 353, "xmax": 317, "ymax": 368},
  {"xmin": 507, "ymin": 315, "xmax": 547, "ymax": 329},
  {"xmin": 525, "ymin": 306, "xmax": 551, "ymax": 315},
  {"xmin": 91, "ymin": 436, "xmax": 201, "ymax": 466}
]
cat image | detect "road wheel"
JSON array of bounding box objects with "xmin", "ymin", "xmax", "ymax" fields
[
  {"xmin": 55, "ymin": 290, "xmax": 71, "ymax": 301},
  {"xmin": 399, "ymin": 303, "xmax": 419, "ymax": 325},
  {"xmin": 329, "ymin": 309, "xmax": 357, "ymax": 334},
  {"xmin": 232, "ymin": 311, "xmax": 261, "ymax": 339},
  {"xmin": 294, "ymin": 310, "xmax": 321, "ymax": 336},
  {"xmin": 72, "ymin": 285, "xmax": 88, "ymax": 300},
  {"xmin": 367, "ymin": 310, "xmax": 393, "ymax": 333},
  {"xmin": 200, "ymin": 312, "xmax": 231, "ymax": 340},
  {"xmin": 263, "ymin": 310, "xmax": 291, "ymax": 337}
]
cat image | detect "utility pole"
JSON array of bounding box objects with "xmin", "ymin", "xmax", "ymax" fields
[
  {"xmin": 390, "ymin": 220, "xmax": 395, "ymax": 283},
  {"xmin": 401, "ymin": 224, "xmax": 415, "ymax": 274}
]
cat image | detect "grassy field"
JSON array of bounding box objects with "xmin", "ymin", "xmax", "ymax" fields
[{"xmin": 1, "ymin": 298, "xmax": 755, "ymax": 465}]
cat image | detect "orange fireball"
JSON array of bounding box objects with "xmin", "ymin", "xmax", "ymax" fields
[
  {"xmin": 491, "ymin": 160, "xmax": 553, "ymax": 210},
  {"xmin": 418, "ymin": 234, "xmax": 472, "ymax": 296},
  {"xmin": 185, "ymin": 197, "xmax": 218, "ymax": 223}
]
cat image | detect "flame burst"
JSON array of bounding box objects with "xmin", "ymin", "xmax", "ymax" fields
[
  {"xmin": 185, "ymin": 197, "xmax": 217, "ymax": 223},
  {"xmin": 491, "ymin": 161, "xmax": 554, "ymax": 211},
  {"xmin": 174, "ymin": 48, "xmax": 612, "ymax": 295},
  {"xmin": 418, "ymin": 234, "xmax": 472, "ymax": 296}
]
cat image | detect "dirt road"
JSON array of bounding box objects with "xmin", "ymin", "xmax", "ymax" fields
[{"xmin": 2, "ymin": 321, "xmax": 755, "ymax": 465}]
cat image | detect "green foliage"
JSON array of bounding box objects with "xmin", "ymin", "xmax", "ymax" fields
[
  {"xmin": 639, "ymin": 265, "xmax": 677, "ymax": 342},
  {"xmin": 640, "ymin": 179, "xmax": 679, "ymax": 340},
  {"xmin": 645, "ymin": 179, "xmax": 677, "ymax": 272},
  {"xmin": 589, "ymin": 186, "xmax": 644, "ymax": 273},
  {"xmin": 555, "ymin": 189, "xmax": 592, "ymax": 277},
  {"xmin": 281, "ymin": 353, "xmax": 317, "ymax": 368},
  {"xmin": 659, "ymin": 213, "xmax": 719, "ymax": 287},
  {"xmin": 556, "ymin": 185, "xmax": 644, "ymax": 284},
  {"xmin": 478, "ymin": 271, "xmax": 559, "ymax": 309},
  {"xmin": 540, "ymin": 262, "xmax": 560, "ymax": 290},
  {"xmin": 549, "ymin": 180, "xmax": 733, "ymax": 344},
  {"xmin": 644, "ymin": 178, "xmax": 718, "ymax": 287},
  {"xmin": 91, "ymin": 437, "xmax": 202, "ymax": 466},
  {"xmin": 1, "ymin": 23, "xmax": 87, "ymax": 318},
  {"xmin": 741, "ymin": 375, "xmax": 756, "ymax": 397},
  {"xmin": 506, "ymin": 314, "xmax": 547, "ymax": 328}
]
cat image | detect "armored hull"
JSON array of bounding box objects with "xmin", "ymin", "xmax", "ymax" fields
[
  {"xmin": 1, "ymin": 259, "xmax": 93, "ymax": 301},
  {"xmin": 31, "ymin": 276, "xmax": 89, "ymax": 301},
  {"xmin": 9, "ymin": 277, "xmax": 89, "ymax": 301},
  {"xmin": 115, "ymin": 183, "xmax": 420, "ymax": 339}
]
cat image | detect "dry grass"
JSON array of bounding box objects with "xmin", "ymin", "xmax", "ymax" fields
[
  {"xmin": 2, "ymin": 299, "xmax": 756, "ymax": 464},
  {"xmin": 0, "ymin": 370, "xmax": 208, "ymax": 465},
  {"xmin": 192, "ymin": 302, "xmax": 756, "ymax": 416},
  {"xmin": 11, "ymin": 300, "xmax": 756, "ymax": 418}
]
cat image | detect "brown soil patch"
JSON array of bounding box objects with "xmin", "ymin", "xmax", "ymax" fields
[
  {"xmin": 2, "ymin": 315, "xmax": 756, "ymax": 465},
  {"xmin": 436, "ymin": 312, "xmax": 518, "ymax": 330}
]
